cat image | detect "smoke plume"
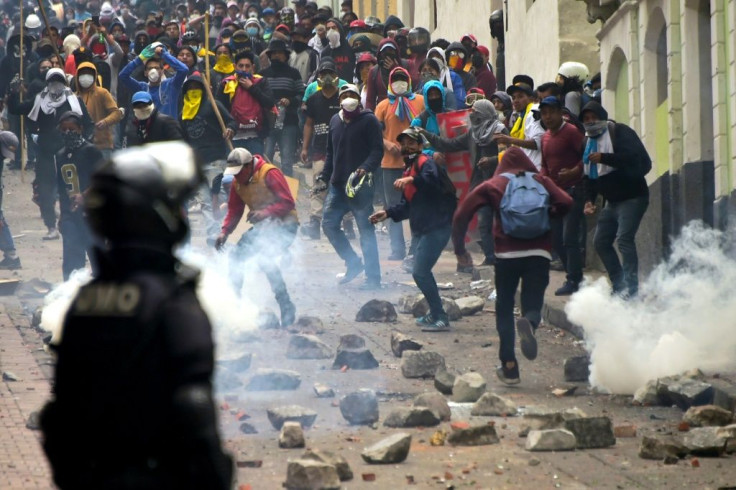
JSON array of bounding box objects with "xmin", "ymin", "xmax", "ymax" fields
[{"xmin": 565, "ymin": 221, "xmax": 736, "ymax": 394}]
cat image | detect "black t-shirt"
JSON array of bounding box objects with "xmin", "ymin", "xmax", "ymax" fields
[
  {"xmin": 305, "ymin": 89, "xmax": 341, "ymax": 155},
  {"xmin": 55, "ymin": 142, "xmax": 104, "ymax": 216}
]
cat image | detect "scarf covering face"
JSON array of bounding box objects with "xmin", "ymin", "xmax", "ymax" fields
[
  {"xmin": 182, "ymin": 88, "xmax": 203, "ymax": 120},
  {"xmin": 213, "ymin": 54, "xmax": 235, "ymax": 74},
  {"xmin": 469, "ymin": 99, "xmax": 506, "ymax": 147},
  {"xmin": 509, "ymin": 102, "xmax": 533, "ymax": 140},
  {"xmin": 427, "ymin": 47, "xmax": 454, "ymax": 95},
  {"xmin": 583, "ymin": 123, "xmax": 614, "ymax": 180},
  {"xmin": 386, "ymin": 67, "xmax": 418, "ymax": 122},
  {"xmin": 28, "ymin": 70, "xmax": 83, "ymax": 121}
]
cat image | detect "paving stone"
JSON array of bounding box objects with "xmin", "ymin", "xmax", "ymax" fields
[
  {"xmin": 657, "ymin": 376, "xmax": 714, "ymax": 410},
  {"xmin": 239, "ymin": 423, "xmax": 258, "ymax": 434},
  {"xmin": 361, "ymin": 433, "xmax": 412, "ymax": 464},
  {"xmin": 383, "ymin": 407, "xmax": 441, "ymax": 428},
  {"xmin": 447, "ymin": 424, "xmax": 500, "ymax": 446},
  {"xmin": 564, "ymin": 417, "xmax": 616, "ymax": 449},
  {"xmin": 313, "ymin": 383, "xmax": 335, "ymax": 398},
  {"xmin": 638, "ymin": 435, "xmax": 688, "ymax": 460},
  {"xmin": 246, "ymin": 368, "xmax": 301, "ymax": 391},
  {"xmin": 633, "ymin": 380, "xmax": 660, "ymax": 405},
  {"xmin": 301, "ymin": 449, "xmax": 353, "ymax": 481},
  {"xmin": 401, "ymin": 350, "xmax": 446, "ymax": 378},
  {"xmin": 216, "ymin": 352, "xmax": 252, "ymax": 373},
  {"xmin": 279, "ymin": 422, "xmax": 306, "ymax": 448},
  {"xmin": 683, "ymin": 427, "xmax": 731, "ymax": 456},
  {"xmin": 332, "ymin": 348, "xmax": 379, "ymax": 369},
  {"xmin": 683, "ymin": 405, "xmax": 734, "ymax": 427},
  {"xmin": 339, "ymin": 389, "xmax": 379, "ymax": 425},
  {"xmin": 337, "ymin": 334, "xmax": 365, "ymax": 350},
  {"xmin": 434, "ymin": 369, "xmax": 456, "ymax": 395},
  {"xmin": 286, "ymin": 334, "xmax": 333, "ymax": 359},
  {"xmin": 454, "ymin": 296, "xmax": 485, "ymax": 316},
  {"xmin": 293, "ymin": 315, "xmax": 325, "ymax": 333},
  {"xmin": 284, "ymin": 459, "xmax": 341, "ymax": 490},
  {"xmin": 710, "ymin": 379, "xmax": 736, "ymax": 412},
  {"xmin": 398, "ymin": 294, "xmax": 425, "ymax": 314},
  {"xmin": 525, "ymin": 429, "xmax": 577, "ymax": 451},
  {"xmin": 613, "ymin": 424, "xmax": 637, "ymax": 438},
  {"xmin": 519, "ymin": 407, "xmax": 587, "ymax": 436},
  {"xmin": 471, "ymin": 392, "xmax": 518, "ymax": 416},
  {"xmin": 390, "ymin": 331, "xmax": 423, "ymax": 357},
  {"xmin": 452, "ymin": 372, "xmax": 486, "ymax": 403},
  {"xmin": 413, "ymin": 392, "xmax": 451, "ymax": 422},
  {"xmin": 267, "ymin": 405, "xmax": 317, "ymax": 430},
  {"xmin": 563, "ymin": 356, "xmax": 590, "ymax": 382},
  {"xmin": 412, "ymin": 297, "xmax": 462, "ymax": 321},
  {"xmin": 355, "ymin": 299, "xmax": 397, "ymax": 322}
]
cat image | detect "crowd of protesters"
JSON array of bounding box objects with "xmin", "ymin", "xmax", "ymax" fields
[{"xmin": 0, "ymin": 0, "xmax": 652, "ymax": 384}]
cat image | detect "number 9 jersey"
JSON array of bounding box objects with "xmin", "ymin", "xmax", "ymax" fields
[{"xmin": 55, "ymin": 140, "xmax": 105, "ymax": 216}]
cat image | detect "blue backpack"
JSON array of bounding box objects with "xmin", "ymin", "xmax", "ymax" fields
[{"xmin": 499, "ymin": 172, "xmax": 551, "ymax": 239}]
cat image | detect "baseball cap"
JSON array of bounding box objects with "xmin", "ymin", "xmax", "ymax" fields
[
  {"xmin": 226, "ymin": 0, "xmax": 238, "ymax": 8},
  {"xmin": 339, "ymin": 83, "xmax": 360, "ymax": 97},
  {"xmin": 131, "ymin": 91, "xmax": 153, "ymax": 105},
  {"xmin": 224, "ymin": 148, "xmax": 253, "ymax": 175},
  {"xmin": 507, "ymin": 78, "xmax": 534, "ymax": 96},
  {"xmin": 317, "ymin": 58, "xmax": 337, "ymax": 74},
  {"xmin": 476, "ymin": 45, "xmax": 490, "ymax": 57},
  {"xmin": 539, "ymin": 96, "xmax": 562, "ymax": 109},
  {"xmin": 396, "ymin": 126, "xmax": 424, "ymax": 144}
]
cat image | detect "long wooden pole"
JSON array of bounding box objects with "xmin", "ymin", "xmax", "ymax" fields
[
  {"xmin": 203, "ymin": 12, "xmax": 233, "ymax": 152},
  {"xmin": 34, "ymin": 0, "xmax": 61, "ymax": 58},
  {"xmin": 19, "ymin": 0, "xmax": 26, "ymax": 183}
]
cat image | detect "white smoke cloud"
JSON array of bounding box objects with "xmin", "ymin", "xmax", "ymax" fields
[{"xmin": 565, "ymin": 221, "xmax": 736, "ymax": 394}]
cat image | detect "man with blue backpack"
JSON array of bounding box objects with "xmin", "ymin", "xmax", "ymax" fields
[{"xmin": 452, "ymin": 147, "xmax": 572, "ymax": 385}]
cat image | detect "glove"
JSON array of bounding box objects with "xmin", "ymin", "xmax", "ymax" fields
[
  {"xmin": 214, "ymin": 233, "xmax": 227, "ymax": 251},
  {"xmin": 138, "ymin": 43, "xmax": 156, "ymax": 61}
]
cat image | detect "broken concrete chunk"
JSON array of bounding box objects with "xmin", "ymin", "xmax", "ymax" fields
[
  {"xmin": 633, "ymin": 380, "xmax": 659, "ymax": 405},
  {"xmin": 447, "ymin": 424, "xmax": 500, "ymax": 446},
  {"xmin": 286, "ymin": 334, "xmax": 333, "ymax": 359},
  {"xmin": 26, "ymin": 411, "xmax": 41, "ymax": 431},
  {"xmin": 434, "ymin": 369, "xmax": 456, "ymax": 395},
  {"xmin": 339, "ymin": 389, "xmax": 379, "ymax": 425},
  {"xmin": 383, "ymin": 407, "xmax": 441, "ymax": 428},
  {"xmin": 683, "ymin": 427, "xmax": 731, "ymax": 456},
  {"xmin": 284, "ymin": 459, "xmax": 340, "ymax": 490},
  {"xmin": 454, "ymin": 296, "xmax": 485, "ymax": 316},
  {"xmin": 398, "ymin": 293, "xmax": 425, "ymax": 314},
  {"xmin": 337, "ymin": 334, "xmax": 365, "ymax": 351},
  {"xmin": 563, "ymin": 356, "xmax": 590, "ymax": 382},
  {"xmin": 216, "ymin": 352, "xmax": 252, "ymax": 373},
  {"xmin": 452, "ymin": 372, "xmax": 486, "ymax": 403},
  {"xmin": 361, "ymin": 433, "xmax": 412, "ymax": 464},
  {"xmin": 401, "ymin": 351, "xmax": 446, "ymax": 378},
  {"xmin": 301, "ymin": 449, "xmax": 353, "ymax": 481},
  {"xmin": 657, "ymin": 376, "xmax": 714, "ymax": 410},
  {"xmin": 332, "ymin": 348, "xmax": 379, "ymax": 370},
  {"xmin": 683, "ymin": 405, "xmax": 733, "ymax": 427},
  {"xmin": 471, "ymin": 392, "xmax": 518, "ymax": 417},
  {"xmin": 355, "ymin": 299, "xmax": 397, "ymax": 322},
  {"xmin": 313, "ymin": 383, "xmax": 335, "ymax": 398},
  {"xmin": 564, "ymin": 417, "xmax": 616, "ymax": 449},
  {"xmin": 293, "ymin": 315, "xmax": 325, "ymax": 334},
  {"xmin": 519, "ymin": 407, "xmax": 587, "ymax": 436},
  {"xmin": 279, "ymin": 422, "xmax": 306, "ymax": 448},
  {"xmin": 267, "ymin": 405, "xmax": 317, "ymax": 430},
  {"xmin": 710, "ymin": 379, "xmax": 736, "ymax": 412},
  {"xmin": 2, "ymin": 371, "xmax": 20, "ymax": 382},
  {"xmin": 639, "ymin": 435, "xmax": 688, "ymax": 460},
  {"xmin": 390, "ymin": 331, "xmax": 423, "ymax": 357},
  {"xmin": 413, "ymin": 392, "xmax": 451, "ymax": 422},
  {"xmin": 412, "ymin": 297, "xmax": 462, "ymax": 321},
  {"xmin": 525, "ymin": 429, "xmax": 577, "ymax": 451},
  {"xmin": 246, "ymin": 368, "xmax": 301, "ymax": 391}
]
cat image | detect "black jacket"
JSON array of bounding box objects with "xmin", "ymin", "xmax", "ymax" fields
[
  {"xmin": 55, "ymin": 141, "xmax": 104, "ymax": 216},
  {"xmin": 126, "ymin": 109, "xmax": 185, "ymax": 146},
  {"xmin": 424, "ymin": 128, "xmax": 508, "ymax": 187}
]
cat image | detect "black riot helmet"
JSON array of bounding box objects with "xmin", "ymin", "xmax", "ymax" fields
[
  {"xmin": 408, "ymin": 27, "xmax": 430, "ymax": 55},
  {"xmin": 85, "ymin": 142, "xmax": 202, "ymax": 247}
]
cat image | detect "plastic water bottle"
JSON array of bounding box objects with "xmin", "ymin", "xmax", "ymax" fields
[{"xmin": 274, "ymin": 104, "xmax": 286, "ymax": 130}]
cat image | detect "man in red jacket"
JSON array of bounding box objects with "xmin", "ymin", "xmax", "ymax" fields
[{"xmin": 452, "ymin": 147, "xmax": 572, "ymax": 385}]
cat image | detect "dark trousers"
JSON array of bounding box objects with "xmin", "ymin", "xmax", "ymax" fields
[
  {"xmin": 478, "ymin": 205, "xmax": 495, "ymax": 262},
  {"xmin": 230, "ymin": 220, "xmax": 297, "ymax": 302},
  {"xmin": 59, "ymin": 214, "xmax": 95, "ymax": 280},
  {"xmin": 551, "ymin": 185, "xmax": 585, "ymax": 283},
  {"xmin": 494, "ymin": 256, "xmax": 550, "ymax": 363},
  {"xmin": 234, "ymin": 137, "xmax": 265, "ymax": 157},
  {"xmin": 265, "ymin": 124, "xmax": 298, "ymax": 176},
  {"xmin": 322, "ymin": 183, "xmax": 381, "ymax": 283},
  {"xmin": 593, "ymin": 195, "xmax": 648, "ymax": 296},
  {"xmin": 382, "ymin": 168, "xmax": 406, "ymax": 258},
  {"xmin": 413, "ymin": 225, "xmax": 452, "ymax": 318},
  {"xmin": 34, "ymin": 147, "xmax": 58, "ymax": 229}
]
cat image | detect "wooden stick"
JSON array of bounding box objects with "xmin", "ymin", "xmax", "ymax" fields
[
  {"xmin": 19, "ymin": 0, "xmax": 26, "ymax": 183},
  {"xmin": 34, "ymin": 0, "xmax": 61, "ymax": 58},
  {"xmin": 202, "ymin": 13, "xmax": 232, "ymax": 152}
]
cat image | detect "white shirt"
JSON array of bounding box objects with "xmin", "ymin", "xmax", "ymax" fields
[{"xmin": 522, "ymin": 103, "xmax": 545, "ymax": 170}]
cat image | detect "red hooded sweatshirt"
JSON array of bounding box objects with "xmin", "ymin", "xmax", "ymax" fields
[{"xmin": 452, "ymin": 147, "xmax": 573, "ymax": 259}]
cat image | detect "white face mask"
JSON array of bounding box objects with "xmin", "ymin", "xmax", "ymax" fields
[
  {"xmin": 391, "ymin": 81, "xmax": 409, "ymax": 95},
  {"xmin": 340, "ymin": 97, "xmax": 360, "ymax": 112},
  {"xmin": 48, "ymin": 81, "xmax": 66, "ymax": 100},
  {"xmin": 326, "ymin": 29, "xmax": 340, "ymax": 48},
  {"xmin": 133, "ymin": 103, "xmax": 155, "ymax": 120},
  {"xmin": 78, "ymin": 74, "xmax": 95, "ymax": 88},
  {"xmin": 147, "ymin": 69, "xmax": 160, "ymax": 83}
]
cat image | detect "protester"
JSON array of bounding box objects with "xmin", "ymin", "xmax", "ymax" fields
[
  {"xmin": 74, "ymin": 61, "xmax": 122, "ymax": 160},
  {"xmin": 0, "ymin": 132, "xmax": 21, "ymax": 270},
  {"xmin": 126, "ymin": 91, "xmax": 184, "ymax": 145},
  {"xmin": 493, "ymin": 75, "xmax": 544, "ymax": 170}
]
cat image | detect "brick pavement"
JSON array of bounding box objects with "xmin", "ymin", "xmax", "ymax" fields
[{"xmin": 0, "ymin": 302, "xmax": 54, "ymax": 490}]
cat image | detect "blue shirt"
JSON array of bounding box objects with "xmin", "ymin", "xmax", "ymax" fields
[{"xmin": 119, "ymin": 52, "xmax": 189, "ymax": 118}]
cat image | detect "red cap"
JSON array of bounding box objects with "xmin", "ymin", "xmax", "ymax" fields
[
  {"xmin": 356, "ymin": 52, "xmax": 377, "ymax": 64},
  {"xmin": 275, "ymin": 23, "xmax": 291, "ymax": 33},
  {"xmin": 467, "ymin": 87, "xmax": 485, "ymax": 96},
  {"xmin": 461, "ymin": 33, "xmax": 478, "ymax": 45},
  {"xmin": 476, "ymin": 45, "xmax": 489, "ymax": 57},
  {"xmin": 349, "ymin": 19, "xmax": 366, "ymax": 29}
]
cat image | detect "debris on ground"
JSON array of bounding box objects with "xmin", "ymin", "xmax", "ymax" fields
[
  {"xmin": 246, "ymin": 368, "xmax": 302, "ymax": 391},
  {"xmin": 339, "ymin": 389, "xmax": 379, "ymax": 425},
  {"xmin": 361, "ymin": 432, "xmax": 412, "ymax": 464},
  {"xmin": 267, "ymin": 405, "xmax": 317, "ymax": 430},
  {"xmin": 401, "ymin": 350, "xmax": 446, "ymax": 379},
  {"xmin": 279, "ymin": 421, "xmax": 305, "ymax": 448},
  {"xmin": 452, "ymin": 372, "xmax": 486, "ymax": 403},
  {"xmin": 355, "ymin": 299, "xmax": 398, "ymax": 323},
  {"xmin": 390, "ymin": 331, "xmax": 423, "ymax": 357}
]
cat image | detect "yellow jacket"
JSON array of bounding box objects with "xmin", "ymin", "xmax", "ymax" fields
[{"xmin": 75, "ymin": 62, "xmax": 122, "ymax": 150}]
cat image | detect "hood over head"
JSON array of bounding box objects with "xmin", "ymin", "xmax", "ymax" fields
[
  {"xmin": 421, "ymin": 79, "xmax": 446, "ymax": 114},
  {"xmin": 580, "ymin": 100, "xmax": 609, "ymax": 121},
  {"xmin": 75, "ymin": 61, "xmax": 99, "ymax": 89},
  {"xmin": 445, "ymin": 41, "xmax": 468, "ymax": 58},
  {"xmin": 182, "ymin": 73, "xmax": 205, "ymax": 92},
  {"xmin": 490, "ymin": 91, "xmax": 512, "ymax": 111},
  {"xmin": 377, "ymin": 37, "xmax": 399, "ymax": 56},
  {"xmin": 494, "ymin": 146, "xmax": 539, "ymax": 176}
]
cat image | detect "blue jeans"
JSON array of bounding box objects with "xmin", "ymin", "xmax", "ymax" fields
[
  {"xmin": 234, "ymin": 137, "xmax": 265, "ymax": 157},
  {"xmin": 494, "ymin": 256, "xmax": 550, "ymax": 363},
  {"xmin": 551, "ymin": 185, "xmax": 585, "ymax": 283},
  {"xmin": 265, "ymin": 125, "xmax": 298, "ymax": 176},
  {"xmin": 322, "ymin": 183, "xmax": 381, "ymax": 283},
  {"xmin": 382, "ymin": 168, "xmax": 406, "ymax": 258},
  {"xmin": 59, "ymin": 213, "xmax": 95, "ymax": 280},
  {"xmin": 593, "ymin": 195, "xmax": 649, "ymax": 296},
  {"xmin": 413, "ymin": 225, "xmax": 452, "ymax": 318}
]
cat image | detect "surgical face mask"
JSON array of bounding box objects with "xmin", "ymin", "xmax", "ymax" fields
[
  {"xmin": 318, "ymin": 74, "xmax": 337, "ymax": 87},
  {"xmin": 341, "ymin": 97, "xmax": 360, "ymax": 112},
  {"xmin": 390, "ymin": 80, "xmax": 408, "ymax": 95},
  {"xmin": 147, "ymin": 69, "xmax": 160, "ymax": 83},
  {"xmin": 78, "ymin": 73, "xmax": 95, "ymax": 88},
  {"xmin": 133, "ymin": 103, "xmax": 155, "ymax": 120},
  {"xmin": 48, "ymin": 81, "xmax": 66, "ymax": 100},
  {"xmin": 61, "ymin": 130, "xmax": 84, "ymax": 149},
  {"xmin": 246, "ymin": 27, "xmax": 259, "ymax": 37},
  {"xmin": 428, "ymin": 97, "xmax": 443, "ymax": 113},
  {"xmin": 326, "ymin": 29, "xmax": 340, "ymax": 48}
]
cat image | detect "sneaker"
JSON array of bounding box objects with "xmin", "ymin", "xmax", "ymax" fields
[
  {"xmin": 496, "ymin": 362, "xmax": 521, "ymax": 385},
  {"xmin": 554, "ymin": 280, "xmax": 579, "ymax": 296},
  {"xmin": 387, "ymin": 252, "xmax": 405, "ymax": 261},
  {"xmin": 0, "ymin": 256, "xmax": 21, "ymax": 270},
  {"xmin": 516, "ymin": 317, "xmax": 538, "ymax": 361},
  {"xmin": 358, "ymin": 280, "xmax": 381, "ymax": 291},
  {"xmin": 42, "ymin": 229, "xmax": 60, "ymax": 241},
  {"xmin": 415, "ymin": 314, "xmax": 434, "ymax": 326},
  {"xmin": 401, "ymin": 255, "xmax": 415, "ymax": 273},
  {"xmin": 421, "ymin": 314, "xmax": 450, "ymax": 332},
  {"xmin": 339, "ymin": 261, "xmax": 364, "ymax": 284}
]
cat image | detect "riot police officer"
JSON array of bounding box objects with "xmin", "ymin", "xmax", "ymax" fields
[{"xmin": 40, "ymin": 141, "xmax": 233, "ymax": 490}]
